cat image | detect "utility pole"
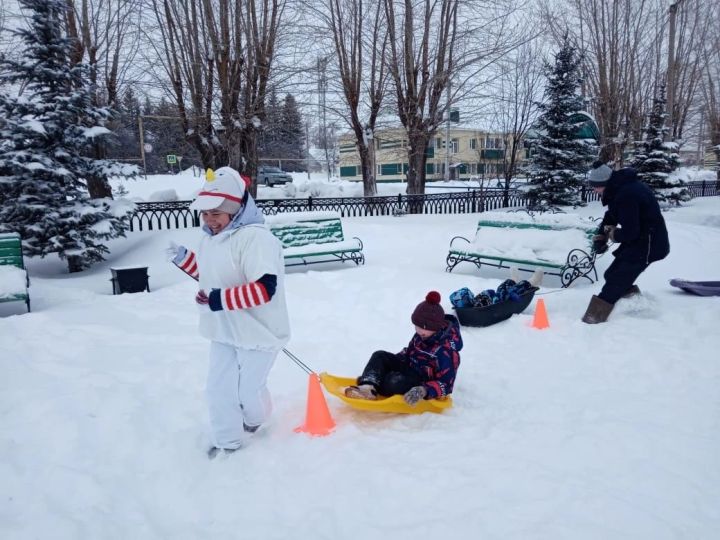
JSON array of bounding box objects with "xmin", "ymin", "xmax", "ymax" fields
[
  {"xmin": 667, "ymin": 0, "xmax": 688, "ymax": 140},
  {"xmin": 444, "ymin": 80, "xmax": 451, "ymax": 181},
  {"xmin": 697, "ymin": 107, "xmax": 705, "ymax": 167},
  {"xmin": 317, "ymin": 56, "xmax": 330, "ymax": 180},
  {"xmin": 138, "ymin": 116, "xmax": 147, "ymax": 179}
]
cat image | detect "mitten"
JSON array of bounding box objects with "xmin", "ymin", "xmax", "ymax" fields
[
  {"xmin": 166, "ymin": 241, "xmax": 188, "ymax": 264},
  {"xmin": 403, "ymin": 385, "xmax": 427, "ymax": 406},
  {"xmin": 196, "ymin": 289, "xmax": 209, "ymax": 305}
]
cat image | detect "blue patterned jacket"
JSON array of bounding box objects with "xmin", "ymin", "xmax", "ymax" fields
[{"xmin": 398, "ymin": 315, "xmax": 463, "ymax": 399}]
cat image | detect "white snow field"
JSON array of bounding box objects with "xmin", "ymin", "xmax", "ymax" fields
[{"xmin": 1, "ymin": 194, "xmax": 719, "ymax": 539}]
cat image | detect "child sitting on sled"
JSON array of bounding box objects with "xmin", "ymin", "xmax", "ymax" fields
[{"xmin": 344, "ymin": 291, "xmax": 462, "ymax": 406}]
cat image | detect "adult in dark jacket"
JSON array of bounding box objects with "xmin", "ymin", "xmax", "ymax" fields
[{"xmin": 582, "ymin": 163, "xmax": 670, "ymax": 323}]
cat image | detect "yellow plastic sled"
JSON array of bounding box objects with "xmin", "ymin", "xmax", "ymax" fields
[{"xmin": 319, "ymin": 372, "xmax": 453, "ymax": 415}]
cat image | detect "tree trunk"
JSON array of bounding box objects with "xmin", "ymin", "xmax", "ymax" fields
[{"xmin": 358, "ymin": 145, "xmax": 377, "ymax": 197}]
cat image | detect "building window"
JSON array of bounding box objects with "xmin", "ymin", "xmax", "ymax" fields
[
  {"xmin": 450, "ymin": 139, "xmax": 459, "ymax": 153},
  {"xmin": 470, "ymin": 138, "xmax": 477, "ymax": 150},
  {"xmin": 486, "ymin": 137, "xmax": 495, "ymax": 149},
  {"xmin": 436, "ymin": 137, "xmax": 443, "ymax": 149}
]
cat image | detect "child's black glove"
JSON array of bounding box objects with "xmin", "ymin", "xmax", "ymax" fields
[{"xmin": 403, "ymin": 386, "xmax": 427, "ymax": 406}]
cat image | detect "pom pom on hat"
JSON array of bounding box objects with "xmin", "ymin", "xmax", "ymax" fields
[
  {"xmin": 425, "ymin": 291, "xmax": 441, "ymax": 304},
  {"xmin": 411, "ymin": 291, "xmax": 447, "ymax": 331}
]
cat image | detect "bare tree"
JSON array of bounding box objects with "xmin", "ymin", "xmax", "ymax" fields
[
  {"xmin": 148, "ymin": 0, "xmax": 285, "ymax": 194},
  {"xmin": 545, "ymin": 0, "xmax": 661, "ymax": 165},
  {"xmin": 317, "ymin": 0, "xmax": 388, "ymax": 196},
  {"xmin": 383, "ymin": 0, "xmax": 528, "ymax": 195},
  {"xmin": 490, "ymin": 41, "xmax": 545, "ymax": 206},
  {"xmin": 64, "ymin": 0, "xmax": 144, "ymax": 198}
]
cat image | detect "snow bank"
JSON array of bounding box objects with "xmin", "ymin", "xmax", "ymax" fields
[{"xmin": 0, "ymin": 266, "xmax": 27, "ymax": 298}]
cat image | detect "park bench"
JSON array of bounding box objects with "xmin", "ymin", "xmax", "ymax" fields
[
  {"xmin": 0, "ymin": 232, "xmax": 30, "ymax": 312},
  {"xmin": 445, "ymin": 212, "xmax": 599, "ymax": 288},
  {"xmin": 265, "ymin": 211, "xmax": 365, "ymax": 267}
]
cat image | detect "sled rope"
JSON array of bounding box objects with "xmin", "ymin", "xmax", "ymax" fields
[{"xmin": 281, "ymin": 348, "xmax": 315, "ymax": 375}]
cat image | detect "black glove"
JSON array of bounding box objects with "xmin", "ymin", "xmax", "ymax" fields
[
  {"xmin": 592, "ymin": 234, "xmax": 608, "ymax": 254},
  {"xmin": 603, "ymin": 225, "xmax": 617, "ymax": 242},
  {"xmin": 403, "ymin": 386, "xmax": 427, "ymax": 406}
]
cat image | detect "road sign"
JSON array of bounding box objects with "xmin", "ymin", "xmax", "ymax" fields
[
  {"xmin": 144, "ymin": 143, "xmax": 153, "ymax": 153},
  {"xmin": 166, "ymin": 154, "xmax": 177, "ymax": 164}
]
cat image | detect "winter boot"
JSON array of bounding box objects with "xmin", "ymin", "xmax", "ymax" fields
[
  {"xmin": 581, "ymin": 295, "xmax": 614, "ymax": 324},
  {"xmin": 344, "ymin": 384, "xmax": 378, "ymax": 400},
  {"xmin": 529, "ymin": 268, "xmax": 544, "ymax": 288},
  {"xmin": 622, "ymin": 285, "xmax": 641, "ymax": 298}
]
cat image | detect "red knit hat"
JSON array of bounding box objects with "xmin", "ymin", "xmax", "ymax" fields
[{"xmin": 411, "ymin": 291, "xmax": 447, "ymax": 331}]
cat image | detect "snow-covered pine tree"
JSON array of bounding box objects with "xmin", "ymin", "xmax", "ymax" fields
[
  {"xmin": 524, "ymin": 38, "xmax": 597, "ymax": 210},
  {"xmin": 632, "ymin": 87, "xmax": 689, "ymax": 204},
  {"xmin": 0, "ymin": 0, "xmax": 134, "ymax": 272}
]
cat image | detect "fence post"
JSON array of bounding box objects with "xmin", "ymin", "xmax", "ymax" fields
[
  {"xmin": 308, "ymin": 195, "xmax": 313, "ymax": 211},
  {"xmin": 471, "ymin": 190, "xmax": 476, "ymax": 213},
  {"xmin": 701, "ymin": 180, "xmax": 706, "ymax": 197}
]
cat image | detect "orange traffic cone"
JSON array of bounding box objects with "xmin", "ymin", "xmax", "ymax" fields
[
  {"xmin": 294, "ymin": 373, "xmax": 336, "ymax": 436},
  {"xmin": 532, "ymin": 298, "xmax": 550, "ymax": 329}
]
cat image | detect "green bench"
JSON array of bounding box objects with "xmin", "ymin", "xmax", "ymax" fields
[
  {"xmin": 266, "ymin": 211, "xmax": 365, "ymax": 267},
  {"xmin": 0, "ymin": 232, "xmax": 30, "ymax": 312},
  {"xmin": 446, "ymin": 213, "xmax": 599, "ymax": 287}
]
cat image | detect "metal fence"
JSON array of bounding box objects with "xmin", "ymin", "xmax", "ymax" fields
[{"xmin": 128, "ymin": 180, "xmax": 717, "ymax": 232}]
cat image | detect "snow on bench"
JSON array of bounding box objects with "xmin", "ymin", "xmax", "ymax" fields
[
  {"xmin": 265, "ymin": 211, "xmax": 365, "ymax": 267},
  {"xmin": 446, "ymin": 212, "xmax": 599, "ymax": 287}
]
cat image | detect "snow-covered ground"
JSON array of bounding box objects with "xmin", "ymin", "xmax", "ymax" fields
[{"xmin": 1, "ymin": 191, "xmax": 720, "ymax": 538}]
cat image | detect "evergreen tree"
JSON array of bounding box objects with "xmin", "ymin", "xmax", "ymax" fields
[
  {"xmin": 632, "ymin": 87, "xmax": 689, "ymax": 204},
  {"xmin": 0, "ymin": 0, "xmax": 133, "ymax": 272},
  {"xmin": 525, "ymin": 38, "xmax": 597, "ymax": 210},
  {"xmin": 258, "ymin": 89, "xmax": 282, "ymax": 161},
  {"xmin": 279, "ymin": 94, "xmax": 305, "ymax": 171}
]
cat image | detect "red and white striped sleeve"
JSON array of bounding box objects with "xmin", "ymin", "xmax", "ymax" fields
[
  {"xmin": 173, "ymin": 249, "xmax": 199, "ymax": 281},
  {"xmin": 216, "ymin": 281, "xmax": 271, "ymax": 311}
]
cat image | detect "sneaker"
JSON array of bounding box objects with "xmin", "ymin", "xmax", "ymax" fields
[{"xmin": 344, "ymin": 384, "xmax": 378, "ymax": 400}]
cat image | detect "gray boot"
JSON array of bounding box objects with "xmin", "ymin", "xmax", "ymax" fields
[{"xmin": 581, "ymin": 295, "xmax": 614, "ymax": 324}]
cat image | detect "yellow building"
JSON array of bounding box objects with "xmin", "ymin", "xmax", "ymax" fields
[{"xmin": 338, "ymin": 127, "xmax": 525, "ymax": 182}]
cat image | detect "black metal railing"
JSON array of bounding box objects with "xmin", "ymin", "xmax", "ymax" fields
[{"xmin": 128, "ymin": 179, "xmax": 717, "ymax": 232}]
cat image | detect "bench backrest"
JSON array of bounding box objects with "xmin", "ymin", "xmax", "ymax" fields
[
  {"xmin": 0, "ymin": 233, "xmax": 24, "ymax": 269},
  {"xmin": 269, "ymin": 218, "xmax": 345, "ymax": 248},
  {"xmin": 472, "ymin": 219, "xmax": 596, "ymax": 265}
]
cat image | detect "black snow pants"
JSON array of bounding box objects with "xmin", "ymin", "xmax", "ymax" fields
[{"xmin": 357, "ymin": 351, "xmax": 423, "ymax": 397}]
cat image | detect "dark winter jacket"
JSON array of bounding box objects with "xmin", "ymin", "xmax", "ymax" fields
[
  {"xmin": 599, "ymin": 168, "xmax": 670, "ymax": 264},
  {"xmin": 398, "ymin": 314, "xmax": 462, "ymax": 399}
]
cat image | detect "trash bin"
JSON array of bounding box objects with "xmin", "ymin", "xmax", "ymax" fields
[{"xmin": 110, "ymin": 266, "xmax": 150, "ymax": 295}]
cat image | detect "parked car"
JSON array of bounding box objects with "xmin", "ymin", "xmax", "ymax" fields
[{"xmin": 257, "ymin": 166, "xmax": 293, "ymax": 186}]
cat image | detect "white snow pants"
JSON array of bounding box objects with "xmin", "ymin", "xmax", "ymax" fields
[{"xmin": 206, "ymin": 341, "xmax": 277, "ymax": 449}]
